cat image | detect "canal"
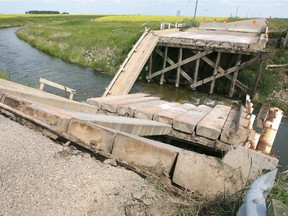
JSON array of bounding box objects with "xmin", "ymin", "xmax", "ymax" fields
[{"xmin": 0, "ymin": 27, "xmax": 287, "ymax": 170}]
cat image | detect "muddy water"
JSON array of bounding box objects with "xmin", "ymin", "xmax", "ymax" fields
[{"xmin": 0, "ymin": 27, "xmax": 287, "ymax": 170}]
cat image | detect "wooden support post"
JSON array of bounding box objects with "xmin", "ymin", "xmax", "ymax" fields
[
  {"xmin": 209, "ymin": 52, "xmax": 221, "ymax": 94},
  {"xmin": 176, "ymin": 48, "xmax": 183, "ymax": 87},
  {"xmin": 147, "ymin": 54, "xmax": 153, "ymax": 83},
  {"xmin": 281, "ymin": 30, "xmax": 288, "ymax": 48},
  {"xmin": 229, "ymin": 55, "xmax": 242, "ymax": 97},
  {"xmin": 250, "ymin": 55, "xmax": 264, "ymax": 99},
  {"xmin": 160, "ymin": 47, "xmax": 168, "ymax": 85},
  {"xmin": 192, "ymin": 51, "xmax": 200, "ymax": 90}
]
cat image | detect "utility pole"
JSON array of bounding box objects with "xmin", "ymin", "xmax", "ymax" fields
[
  {"xmin": 235, "ymin": 6, "xmax": 238, "ymax": 18},
  {"xmin": 193, "ymin": 0, "xmax": 199, "ymax": 20}
]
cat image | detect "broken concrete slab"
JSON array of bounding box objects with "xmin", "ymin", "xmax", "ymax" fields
[
  {"xmin": 153, "ymin": 107, "xmax": 188, "ymax": 125},
  {"xmin": 71, "ymin": 112, "xmax": 172, "ymax": 136},
  {"xmin": 87, "ymin": 93, "xmax": 148, "ymax": 108},
  {"xmin": 134, "ymin": 102, "xmax": 181, "ymax": 120},
  {"xmin": 173, "ymin": 105, "xmax": 212, "ymax": 134},
  {"xmin": 172, "ymin": 150, "xmax": 242, "ymax": 197},
  {"xmin": 100, "ymin": 96, "xmax": 161, "ymax": 113},
  {"xmin": 222, "ymin": 145, "xmax": 279, "ymax": 181},
  {"xmin": 220, "ymin": 109, "xmax": 250, "ymax": 145},
  {"xmin": 196, "ymin": 105, "xmax": 231, "ymax": 140},
  {"xmin": 112, "ymin": 133, "xmax": 181, "ymax": 177},
  {"xmin": 67, "ymin": 119, "xmax": 116, "ymax": 153},
  {"xmin": 117, "ymin": 99, "xmax": 164, "ymax": 117}
]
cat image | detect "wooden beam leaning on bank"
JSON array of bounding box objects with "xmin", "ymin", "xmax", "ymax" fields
[{"xmin": 39, "ymin": 77, "xmax": 76, "ymax": 100}]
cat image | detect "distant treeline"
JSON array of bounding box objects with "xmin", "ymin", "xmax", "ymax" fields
[{"xmin": 25, "ymin": 10, "xmax": 69, "ymax": 14}]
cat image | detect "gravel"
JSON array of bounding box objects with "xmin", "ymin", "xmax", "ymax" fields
[{"xmin": 0, "ymin": 115, "xmax": 173, "ymax": 216}]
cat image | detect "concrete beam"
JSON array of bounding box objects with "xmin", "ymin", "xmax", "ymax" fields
[
  {"xmin": 101, "ymin": 96, "xmax": 160, "ymax": 113},
  {"xmin": 67, "ymin": 119, "xmax": 116, "ymax": 153},
  {"xmin": 172, "ymin": 150, "xmax": 243, "ymax": 197},
  {"xmin": 117, "ymin": 99, "xmax": 164, "ymax": 117},
  {"xmin": 173, "ymin": 105, "xmax": 212, "ymax": 134},
  {"xmin": 220, "ymin": 110, "xmax": 250, "ymax": 145},
  {"xmin": 222, "ymin": 146, "xmax": 279, "ymax": 181},
  {"xmin": 112, "ymin": 133, "xmax": 181, "ymax": 177},
  {"xmin": 0, "ymin": 79, "xmax": 98, "ymax": 113},
  {"xmin": 196, "ymin": 105, "xmax": 231, "ymax": 140},
  {"xmin": 134, "ymin": 102, "xmax": 181, "ymax": 120}
]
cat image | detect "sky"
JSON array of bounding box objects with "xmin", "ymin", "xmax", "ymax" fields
[{"xmin": 0, "ymin": 0, "xmax": 287, "ymax": 18}]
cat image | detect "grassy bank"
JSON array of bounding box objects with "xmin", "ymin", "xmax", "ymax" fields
[
  {"xmin": 0, "ymin": 69, "xmax": 10, "ymax": 80},
  {"xmin": 12, "ymin": 14, "xmax": 225, "ymax": 75},
  {"xmin": 15, "ymin": 15, "xmax": 160, "ymax": 75}
]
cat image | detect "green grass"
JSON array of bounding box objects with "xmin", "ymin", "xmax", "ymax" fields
[
  {"xmin": 0, "ymin": 69, "xmax": 10, "ymax": 80},
  {"xmin": 16, "ymin": 16, "xmax": 146, "ymax": 75}
]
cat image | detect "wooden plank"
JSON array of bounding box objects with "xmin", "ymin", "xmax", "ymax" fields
[
  {"xmin": 196, "ymin": 104, "xmax": 231, "ymax": 140},
  {"xmin": 175, "ymin": 48, "xmax": 183, "ymax": 87},
  {"xmin": 147, "ymin": 50, "xmax": 212, "ymax": 80},
  {"xmin": 209, "ymin": 52, "xmax": 222, "ymax": 94},
  {"xmin": 173, "ymin": 105, "xmax": 212, "ymax": 134}
]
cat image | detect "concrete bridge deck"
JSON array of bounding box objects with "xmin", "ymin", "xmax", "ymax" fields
[{"xmin": 88, "ymin": 93, "xmax": 251, "ymax": 152}]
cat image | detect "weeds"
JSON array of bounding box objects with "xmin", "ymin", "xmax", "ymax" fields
[{"xmin": 0, "ymin": 69, "xmax": 9, "ymax": 80}]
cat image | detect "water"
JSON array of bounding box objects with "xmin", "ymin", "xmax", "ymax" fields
[
  {"xmin": 0, "ymin": 27, "xmax": 113, "ymax": 102},
  {"xmin": 0, "ymin": 27, "xmax": 287, "ymax": 169}
]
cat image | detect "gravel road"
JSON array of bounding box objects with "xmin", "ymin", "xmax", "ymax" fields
[{"xmin": 0, "ymin": 115, "xmax": 182, "ymax": 216}]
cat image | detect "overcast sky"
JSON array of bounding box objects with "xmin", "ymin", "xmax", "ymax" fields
[{"xmin": 0, "ymin": 0, "xmax": 287, "ymax": 18}]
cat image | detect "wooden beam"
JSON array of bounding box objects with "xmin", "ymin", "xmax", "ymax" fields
[
  {"xmin": 250, "ymin": 55, "xmax": 264, "ymax": 99},
  {"xmin": 147, "ymin": 54, "xmax": 153, "ymax": 83},
  {"xmin": 176, "ymin": 48, "xmax": 183, "ymax": 87},
  {"xmin": 225, "ymin": 74, "xmax": 248, "ymax": 92},
  {"xmin": 146, "ymin": 50, "xmax": 212, "ymax": 80},
  {"xmin": 229, "ymin": 55, "xmax": 242, "ymax": 97},
  {"xmin": 155, "ymin": 48, "xmax": 193, "ymax": 83},
  {"xmin": 192, "ymin": 51, "xmax": 200, "ymax": 90},
  {"xmin": 209, "ymin": 52, "xmax": 222, "ymax": 94},
  {"xmin": 160, "ymin": 47, "xmax": 168, "ymax": 85}
]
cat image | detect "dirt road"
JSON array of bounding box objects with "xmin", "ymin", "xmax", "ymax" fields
[{"xmin": 0, "ymin": 115, "xmax": 190, "ymax": 216}]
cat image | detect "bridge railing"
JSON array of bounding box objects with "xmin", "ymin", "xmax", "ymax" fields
[
  {"xmin": 39, "ymin": 77, "xmax": 76, "ymax": 100},
  {"xmin": 160, "ymin": 22, "xmax": 186, "ymax": 30}
]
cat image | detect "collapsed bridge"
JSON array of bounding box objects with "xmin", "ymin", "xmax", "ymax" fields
[{"xmin": 103, "ymin": 19, "xmax": 269, "ymax": 98}]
